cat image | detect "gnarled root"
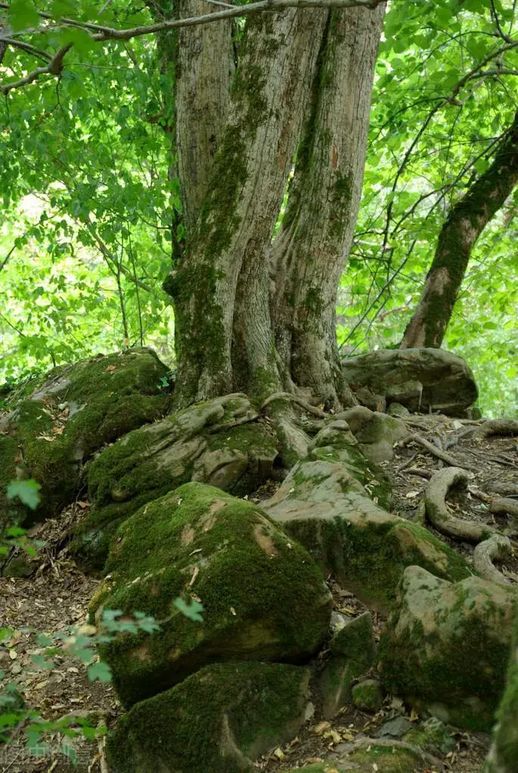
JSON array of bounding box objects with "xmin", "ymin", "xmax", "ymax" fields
[
  {"xmin": 477, "ymin": 419, "xmax": 518, "ymax": 438},
  {"xmin": 473, "ymin": 534, "xmax": 513, "ymax": 586},
  {"xmin": 424, "ymin": 467, "xmax": 496, "ymax": 542}
]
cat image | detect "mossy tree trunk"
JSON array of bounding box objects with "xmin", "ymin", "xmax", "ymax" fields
[
  {"xmin": 161, "ymin": 5, "xmax": 384, "ymax": 411},
  {"xmin": 270, "ymin": 6, "xmax": 384, "ymax": 409},
  {"xmin": 401, "ymin": 110, "xmax": 518, "ymax": 350}
]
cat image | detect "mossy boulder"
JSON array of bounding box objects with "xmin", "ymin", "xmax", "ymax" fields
[
  {"xmin": 264, "ymin": 459, "xmax": 470, "ymax": 609},
  {"xmin": 343, "ymin": 347, "xmax": 478, "ymax": 417},
  {"xmin": 318, "ymin": 612, "xmax": 376, "ymax": 718},
  {"xmin": 0, "ymin": 348, "xmax": 169, "ymax": 529},
  {"xmin": 107, "ymin": 661, "xmax": 311, "ymax": 773},
  {"xmin": 90, "ymin": 482, "xmax": 331, "ymax": 706},
  {"xmin": 380, "ymin": 565, "xmax": 517, "ymax": 730},
  {"xmin": 336, "ymin": 406, "xmax": 407, "ymax": 463},
  {"xmin": 71, "ymin": 393, "xmax": 279, "ymax": 570},
  {"xmin": 485, "ymin": 607, "xmax": 518, "ymax": 772},
  {"xmin": 352, "ymin": 678, "xmax": 384, "ymax": 712}
]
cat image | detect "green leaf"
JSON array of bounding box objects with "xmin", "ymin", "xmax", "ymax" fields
[
  {"xmin": 7, "ymin": 0, "xmax": 40, "ymax": 31},
  {"xmin": 87, "ymin": 660, "xmax": 112, "ymax": 683},
  {"xmin": 173, "ymin": 597, "xmax": 204, "ymax": 623},
  {"xmin": 6, "ymin": 479, "xmax": 41, "ymax": 510}
]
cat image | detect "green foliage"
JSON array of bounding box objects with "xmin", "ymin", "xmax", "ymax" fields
[
  {"xmin": 6, "ymin": 479, "xmax": 41, "ymax": 510},
  {"xmin": 338, "ymin": 0, "xmax": 517, "ymax": 416},
  {"xmin": 0, "ymin": 0, "xmax": 516, "ymax": 417}
]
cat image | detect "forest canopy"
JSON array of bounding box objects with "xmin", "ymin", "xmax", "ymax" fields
[{"xmin": 0, "ymin": 0, "xmax": 517, "ymax": 416}]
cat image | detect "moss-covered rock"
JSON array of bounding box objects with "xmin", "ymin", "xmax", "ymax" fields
[
  {"xmin": 336, "ymin": 406, "xmax": 408, "ymax": 463},
  {"xmin": 380, "ymin": 565, "xmax": 517, "ymax": 730},
  {"xmin": 107, "ymin": 661, "xmax": 311, "ymax": 773},
  {"xmin": 318, "ymin": 612, "xmax": 376, "ymax": 718},
  {"xmin": 286, "ymin": 741, "xmax": 432, "ymax": 772},
  {"xmin": 403, "ymin": 717, "xmax": 455, "ymax": 756},
  {"xmin": 90, "ymin": 482, "xmax": 331, "ymax": 706},
  {"xmin": 485, "ymin": 607, "xmax": 518, "ymax": 772},
  {"xmin": 264, "ymin": 459, "xmax": 470, "ymax": 609},
  {"xmin": 71, "ymin": 393, "xmax": 279, "ymax": 570},
  {"xmin": 0, "ymin": 348, "xmax": 169, "ymax": 529},
  {"xmin": 342, "ymin": 347, "xmax": 478, "ymax": 417},
  {"xmin": 352, "ymin": 678, "xmax": 384, "ymax": 712}
]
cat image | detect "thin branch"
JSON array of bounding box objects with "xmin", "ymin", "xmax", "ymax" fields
[
  {"xmin": 1, "ymin": 36, "xmax": 52, "ymax": 62},
  {"xmin": 0, "ymin": 43, "xmax": 71, "ymax": 95}
]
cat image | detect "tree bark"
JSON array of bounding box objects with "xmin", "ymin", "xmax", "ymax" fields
[
  {"xmin": 169, "ymin": 10, "xmax": 327, "ymax": 406},
  {"xmin": 270, "ymin": 4, "xmax": 385, "ymax": 408},
  {"xmin": 160, "ymin": 6, "xmax": 384, "ymax": 417},
  {"xmin": 401, "ymin": 110, "xmax": 518, "ymax": 350}
]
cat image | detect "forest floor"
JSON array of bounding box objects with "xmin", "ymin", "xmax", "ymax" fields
[{"xmin": 0, "ymin": 416, "xmax": 516, "ymax": 773}]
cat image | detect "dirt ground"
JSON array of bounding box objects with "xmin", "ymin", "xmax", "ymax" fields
[{"xmin": 1, "ymin": 415, "xmax": 516, "ymax": 772}]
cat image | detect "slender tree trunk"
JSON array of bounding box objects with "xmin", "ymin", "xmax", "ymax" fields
[
  {"xmin": 401, "ymin": 111, "xmax": 518, "ymax": 350},
  {"xmin": 270, "ymin": 4, "xmax": 385, "ymax": 408}
]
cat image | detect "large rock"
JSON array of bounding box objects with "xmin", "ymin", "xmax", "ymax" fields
[
  {"xmin": 0, "ymin": 348, "xmax": 169, "ymax": 528},
  {"xmin": 485, "ymin": 608, "xmax": 518, "ymax": 772},
  {"xmin": 380, "ymin": 566, "xmax": 517, "ymax": 730},
  {"xmin": 107, "ymin": 662, "xmax": 311, "ymax": 773},
  {"xmin": 70, "ymin": 394, "xmax": 279, "ymax": 570},
  {"xmin": 342, "ymin": 347, "xmax": 478, "ymax": 417},
  {"xmin": 90, "ymin": 482, "xmax": 331, "ymax": 706},
  {"xmin": 264, "ymin": 441, "xmax": 470, "ymax": 609}
]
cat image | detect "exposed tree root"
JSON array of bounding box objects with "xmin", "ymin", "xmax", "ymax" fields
[
  {"xmin": 344, "ymin": 737, "xmax": 445, "ymax": 770},
  {"xmin": 402, "ymin": 433, "xmax": 475, "ymax": 470},
  {"xmin": 424, "ymin": 467, "xmax": 496, "ymax": 542},
  {"xmin": 473, "ymin": 534, "xmax": 513, "ymax": 586},
  {"xmin": 476, "ymin": 419, "xmax": 518, "ymax": 438},
  {"xmin": 260, "ymin": 391, "xmax": 328, "ymax": 418},
  {"xmin": 489, "ymin": 497, "xmax": 518, "ymax": 519}
]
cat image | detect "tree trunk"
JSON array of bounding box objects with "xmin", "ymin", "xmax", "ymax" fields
[
  {"xmin": 401, "ymin": 111, "xmax": 518, "ymax": 350},
  {"xmin": 161, "ymin": 7, "xmax": 384, "ymax": 416},
  {"xmin": 169, "ymin": 10, "xmax": 327, "ymax": 406},
  {"xmin": 270, "ymin": 5, "xmax": 385, "ymax": 408}
]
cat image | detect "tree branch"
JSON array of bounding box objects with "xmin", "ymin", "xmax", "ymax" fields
[
  {"xmin": 0, "ymin": 43, "xmax": 71, "ymax": 94},
  {"xmin": 0, "ymin": 0, "xmax": 385, "ymax": 43},
  {"xmin": 1, "ymin": 36, "xmax": 52, "ymax": 62}
]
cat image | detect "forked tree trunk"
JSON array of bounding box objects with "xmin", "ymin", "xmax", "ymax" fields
[
  {"xmin": 161, "ymin": 5, "xmax": 384, "ymax": 412},
  {"xmin": 401, "ymin": 111, "xmax": 518, "ymax": 350}
]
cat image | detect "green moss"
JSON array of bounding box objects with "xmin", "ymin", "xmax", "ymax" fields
[
  {"xmin": 352, "ymin": 679, "xmax": 383, "ymax": 712},
  {"xmin": 72, "ymin": 407, "xmax": 279, "ymax": 571},
  {"xmin": 285, "ymin": 512, "xmax": 469, "ymax": 610},
  {"xmin": 0, "ymin": 349, "xmax": 170, "ymax": 527},
  {"xmin": 379, "ymin": 571, "xmax": 516, "ymax": 731},
  {"xmin": 91, "ymin": 482, "xmax": 330, "ymax": 706},
  {"xmin": 107, "ymin": 662, "xmax": 310, "ymax": 773}
]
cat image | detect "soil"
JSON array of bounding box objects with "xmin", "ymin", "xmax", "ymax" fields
[{"xmin": 1, "ymin": 414, "xmax": 516, "ymax": 773}]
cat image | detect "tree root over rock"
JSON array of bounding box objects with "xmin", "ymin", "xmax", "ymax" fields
[
  {"xmin": 424, "ymin": 467, "xmax": 496, "ymax": 542},
  {"xmin": 473, "ymin": 534, "xmax": 513, "ymax": 586}
]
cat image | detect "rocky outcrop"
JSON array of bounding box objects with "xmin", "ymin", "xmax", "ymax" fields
[
  {"xmin": 90, "ymin": 482, "xmax": 331, "ymax": 707},
  {"xmin": 0, "ymin": 349, "xmax": 170, "ymax": 528},
  {"xmin": 380, "ymin": 566, "xmax": 517, "ymax": 730},
  {"xmin": 342, "ymin": 347, "xmax": 478, "ymax": 417},
  {"xmin": 70, "ymin": 393, "xmax": 279, "ymax": 569}
]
